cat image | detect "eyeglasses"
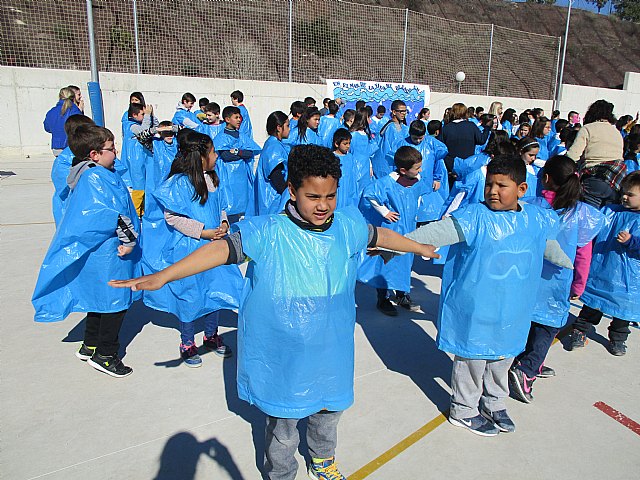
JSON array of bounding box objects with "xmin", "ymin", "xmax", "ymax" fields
[
  {"xmin": 394, "ymin": 109, "xmax": 408, "ymax": 114},
  {"xmin": 101, "ymin": 147, "xmax": 117, "ymax": 153}
]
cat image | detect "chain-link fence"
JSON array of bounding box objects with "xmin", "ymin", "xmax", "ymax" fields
[{"xmin": 0, "ymin": 0, "xmax": 561, "ymax": 99}]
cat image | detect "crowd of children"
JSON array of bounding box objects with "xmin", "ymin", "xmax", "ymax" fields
[{"xmin": 34, "ymin": 90, "xmax": 639, "ymax": 479}]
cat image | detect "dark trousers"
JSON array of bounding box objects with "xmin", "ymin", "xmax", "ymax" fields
[
  {"xmin": 515, "ymin": 322, "xmax": 559, "ymax": 378},
  {"xmin": 376, "ymin": 288, "xmax": 408, "ymax": 299},
  {"xmin": 84, "ymin": 310, "xmax": 127, "ymax": 356},
  {"xmin": 580, "ymin": 176, "xmax": 620, "ymax": 208},
  {"xmin": 573, "ymin": 305, "xmax": 630, "ymax": 342}
]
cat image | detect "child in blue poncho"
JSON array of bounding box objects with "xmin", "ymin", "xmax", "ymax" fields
[
  {"xmin": 568, "ymin": 171, "xmax": 640, "ymax": 356},
  {"xmin": 144, "ymin": 130, "xmax": 242, "ymax": 367},
  {"xmin": 509, "ymin": 156, "xmax": 605, "ymax": 403},
  {"xmin": 197, "ymin": 102, "xmax": 224, "ymax": 142},
  {"xmin": 333, "ymin": 128, "xmax": 359, "ymax": 209},
  {"xmin": 406, "ymin": 155, "xmax": 572, "ymax": 437},
  {"xmin": 372, "ymin": 100, "xmax": 409, "ymax": 179},
  {"xmin": 172, "ymin": 92, "xmax": 201, "ymax": 129},
  {"xmin": 358, "ymin": 145, "xmax": 432, "ymax": 316},
  {"xmin": 111, "ymin": 144, "xmax": 439, "ymax": 480},
  {"xmin": 318, "ymin": 100, "xmax": 342, "ymax": 148},
  {"xmin": 230, "ymin": 90, "xmax": 254, "ymax": 140},
  {"xmin": 250, "ymin": 111, "xmax": 291, "ymax": 216},
  {"xmin": 34, "ymin": 125, "xmax": 141, "ymax": 378}
]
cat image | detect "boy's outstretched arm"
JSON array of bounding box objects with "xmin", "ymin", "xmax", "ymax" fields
[
  {"xmin": 375, "ymin": 227, "xmax": 440, "ymax": 259},
  {"xmin": 109, "ymin": 239, "xmax": 230, "ymax": 291}
]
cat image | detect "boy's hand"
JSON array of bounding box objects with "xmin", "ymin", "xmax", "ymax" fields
[
  {"xmin": 385, "ymin": 211, "xmax": 400, "ymax": 222},
  {"xmin": 144, "ymin": 105, "xmax": 153, "ymax": 115},
  {"xmin": 117, "ymin": 245, "xmax": 134, "ymax": 257},
  {"xmin": 433, "ymin": 180, "xmax": 441, "ymax": 191},
  {"xmin": 418, "ymin": 243, "xmax": 440, "ymax": 260},
  {"xmin": 109, "ymin": 273, "xmax": 167, "ymax": 292},
  {"xmin": 617, "ymin": 231, "xmax": 631, "ymax": 244},
  {"xmin": 202, "ymin": 228, "xmax": 226, "ymax": 240}
]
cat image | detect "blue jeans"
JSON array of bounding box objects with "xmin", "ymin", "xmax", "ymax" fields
[{"xmin": 179, "ymin": 311, "xmax": 220, "ymax": 345}]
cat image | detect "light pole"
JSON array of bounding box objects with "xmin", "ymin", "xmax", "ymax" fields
[{"xmin": 556, "ymin": 0, "xmax": 573, "ymax": 111}]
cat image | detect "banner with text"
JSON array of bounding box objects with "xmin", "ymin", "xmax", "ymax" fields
[{"xmin": 327, "ymin": 79, "xmax": 430, "ymax": 122}]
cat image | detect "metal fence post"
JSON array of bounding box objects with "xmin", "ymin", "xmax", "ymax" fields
[
  {"xmin": 133, "ymin": 0, "xmax": 141, "ymax": 74},
  {"xmin": 401, "ymin": 8, "xmax": 408, "ymax": 82},
  {"xmin": 86, "ymin": 0, "xmax": 99, "ymax": 83},
  {"xmin": 486, "ymin": 24, "xmax": 494, "ymax": 96},
  {"xmin": 552, "ymin": 37, "xmax": 562, "ymax": 109},
  {"xmin": 288, "ymin": 0, "xmax": 293, "ymax": 83}
]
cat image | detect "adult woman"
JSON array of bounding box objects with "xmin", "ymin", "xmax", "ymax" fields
[
  {"xmin": 488, "ymin": 101, "xmax": 504, "ymax": 129},
  {"xmin": 440, "ymin": 103, "xmax": 492, "ymax": 185},
  {"xmin": 43, "ymin": 87, "xmax": 83, "ymax": 156},
  {"xmin": 567, "ymin": 99, "xmax": 625, "ymax": 207}
]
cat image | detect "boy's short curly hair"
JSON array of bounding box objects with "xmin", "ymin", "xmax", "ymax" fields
[
  {"xmin": 287, "ymin": 145, "xmax": 342, "ymax": 189},
  {"xmin": 621, "ymin": 171, "xmax": 640, "ymax": 192},
  {"xmin": 487, "ymin": 154, "xmax": 526, "ymax": 185}
]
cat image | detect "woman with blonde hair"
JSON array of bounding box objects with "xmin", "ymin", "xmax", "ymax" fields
[
  {"xmin": 489, "ymin": 101, "xmax": 504, "ymax": 129},
  {"xmin": 43, "ymin": 87, "xmax": 84, "ymax": 156}
]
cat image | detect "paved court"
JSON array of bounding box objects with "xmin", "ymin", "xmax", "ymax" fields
[{"xmin": 1, "ymin": 155, "xmax": 639, "ymax": 480}]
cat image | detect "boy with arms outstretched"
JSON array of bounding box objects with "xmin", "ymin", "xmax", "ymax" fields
[{"xmin": 111, "ymin": 144, "xmax": 438, "ymax": 479}]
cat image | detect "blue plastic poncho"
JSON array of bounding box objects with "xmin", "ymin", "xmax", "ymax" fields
[
  {"xmin": 349, "ymin": 130, "xmax": 379, "ymax": 195},
  {"xmin": 121, "ymin": 119, "xmax": 150, "ymax": 190},
  {"xmin": 318, "ymin": 115, "xmax": 342, "ymax": 148},
  {"xmin": 336, "ymin": 153, "xmax": 359, "ymax": 209},
  {"xmin": 32, "ymin": 166, "xmax": 141, "ymax": 322},
  {"xmin": 523, "ymin": 163, "xmax": 543, "ymax": 199},
  {"xmin": 371, "ymin": 122, "xmax": 409, "ymax": 178},
  {"xmin": 142, "ymin": 174, "xmax": 243, "ymax": 322},
  {"xmin": 213, "ymin": 130, "xmax": 262, "ymax": 215},
  {"xmin": 441, "ymin": 165, "xmax": 488, "ymax": 215},
  {"xmin": 418, "ymin": 159, "xmax": 450, "ymax": 223},
  {"xmin": 198, "ymin": 122, "xmax": 225, "ymax": 143},
  {"xmin": 251, "ymin": 136, "xmax": 290, "ymax": 216},
  {"xmin": 535, "ymin": 136, "xmax": 551, "ymax": 162},
  {"xmin": 235, "ymin": 206, "xmax": 370, "ymax": 418},
  {"xmin": 142, "ymin": 138, "xmax": 177, "ymax": 229},
  {"xmin": 357, "ymin": 173, "xmax": 431, "ymax": 292},
  {"xmin": 237, "ymin": 104, "xmax": 254, "ymax": 140},
  {"xmin": 528, "ymin": 199, "xmax": 605, "ymax": 328},
  {"xmin": 437, "ymin": 202, "xmax": 559, "ymax": 359},
  {"xmin": 580, "ymin": 205, "xmax": 640, "ymax": 322},
  {"xmin": 51, "ymin": 147, "xmax": 74, "ymax": 226},
  {"xmin": 624, "ymin": 156, "xmax": 639, "ymax": 174},
  {"xmin": 286, "ymin": 127, "xmax": 322, "ymax": 147},
  {"xmin": 453, "ymin": 153, "xmax": 490, "ymax": 181},
  {"xmin": 172, "ymin": 108, "xmax": 200, "ymax": 129}
]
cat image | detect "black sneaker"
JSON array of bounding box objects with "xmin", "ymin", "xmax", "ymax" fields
[
  {"xmin": 394, "ymin": 294, "xmax": 421, "ymax": 312},
  {"xmin": 87, "ymin": 353, "xmax": 133, "ymax": 378},
  {"xmin": 376, "ymin": 297, "xmax": 398, "ymax": 317},
  {"xmin": 202, "ymin": 333, "xmax": 232, "ymax": 358},
  {"xmin": 448, "ymin": 413, "xmax": 499, "ymax": 437},
  {"xmin": 75, "ymin": 344, "xmax": 96, "ymax": 361},
  {"xmin": 568, "ymin": 329, "xmax": 588, "ymax": 350},
  {"xmin": 508, "ymin": 368, "xmax": 534, "ymax": 403},
  {"xmin": 481, "ymin": 408, "xmax": 516, "ymax": 433},
  {"xmin": 608, "ymin": 340, "xmax": 627, "ymax": 356},
  {"xmin": 537, "ymin": 365, "xmax": 556, "ymax": 378}
]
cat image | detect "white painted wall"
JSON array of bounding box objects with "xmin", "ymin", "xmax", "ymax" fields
[
  {"xmin": 557, "ymin": 72, "xmax": 640, "ymax": 120},
  {"xmin": 1, "ymin": 65, "xmax": 638, "ymax": 158}
]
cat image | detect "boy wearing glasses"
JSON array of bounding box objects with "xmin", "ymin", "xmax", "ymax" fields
[
  {"xmin": 372, "ymin": 100, "xmax": 409, "ymax": 178},
  {"xmin": 32, "ymin": 125, "xmax": 140, "ymax": 378}
]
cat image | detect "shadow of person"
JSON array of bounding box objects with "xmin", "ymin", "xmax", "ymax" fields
[
  {"xmin": 355, "ymin": 261, "xmax": 453, "ymax": 412},
  {"xmin": 219, "ymin": 328, "xmax": 268, "ymax": 478},
  {"xmin": 154, "ymin": 432, "xmax": 244, "ymax": 480}
]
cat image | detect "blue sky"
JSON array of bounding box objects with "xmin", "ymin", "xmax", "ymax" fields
[{"xmin": 510, "ymin": 0, "xmax": 614, "ymax": 14}]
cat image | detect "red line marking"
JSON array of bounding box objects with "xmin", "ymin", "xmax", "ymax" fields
[{"xmin": 593, "ymin": 401, "xmax": 640, "ymax": 436}]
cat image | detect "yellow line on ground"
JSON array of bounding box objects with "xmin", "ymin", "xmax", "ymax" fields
[{"xmin": 348, "ymin": 413, "xmax": 447, "ymax": 480}]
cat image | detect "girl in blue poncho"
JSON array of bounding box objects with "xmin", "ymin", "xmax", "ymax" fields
[
  {"xmin": 349, "ymin": 109, "xmax": 379, "ymax": 195},
  {"xmin": 510, "ymin": 156, "xmax": 605, "ymax": 404},
  {"xmin": 251, "ymin": 111, "xmax": 291, "ymax": 216},
  {"xmin": 333, "ymin": 128, "xmax": 359, "ymax": 209},
  {"xmin": 146, "ymin": 130, "xmax": 243, "ymax": 367},
  {"xmin": 287, "ymin": 107, "xmax": 322, "ymax": 147},
  {"xmin": 529, "ymin": 116, "xmax": 552, "ymax": 161},
  {"xmin": 517, "ymin": 137, "xmax": 544, "ymax": 199}
]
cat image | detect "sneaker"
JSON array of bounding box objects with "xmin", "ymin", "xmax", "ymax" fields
[
  {"xmin": 481, "ymin": 408, "xmax": 516, "ymax": 433},
  {"xmin": 75, "ymin": 344, "xmax": 96, "ymax": 361},
  {"xmin": 87, "ymin": 353, "xmax": 133, "ymax": 378},
  {"xmin": 508, "ymin": 368, "xmax": 535, "ymax": 404},
  {"xmin": 394, "ymin": 293, "xmax": 421, "ymax": 312},
  {"xmin": 202, "ymin": 333, "xmax": 232, "ymax": 358},
  {"xmin": 308, "ymin": 456, "xmax": 346, "ymax": 480},
  {"xmin": 608, "ymin": 340, "xmax": 627, "ymax": 356},
  {"xmin": 568, "ymin": 328, "xmax": 588, "ymax": 350},
  {"xmin": 448, "ymin": 413, "xmax": 499, "ymax": 437},
  {"xmin": 180, "ymin": 342, "xmax": 202, "ymax": 368},
  {"xmin": 630, "ymin": 321, "xmax": 639, "ymax": 329},
  {"xmin": 537, "ymin": 365, "xmax": 556, "ymax": 378},
  {"xmin": 376, "ymin": 297, "xmax": 398, "ymax": 317}
]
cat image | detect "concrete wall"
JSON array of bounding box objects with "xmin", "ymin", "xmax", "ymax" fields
[
  {"xmin": 557, "ymin": 72, "xmax": 640, "ymax": 120},
  {"xmin": 1, "ymin": 65, "xmax": 638, "ymax": 158}
]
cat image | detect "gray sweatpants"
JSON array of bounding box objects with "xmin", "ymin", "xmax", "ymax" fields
[
  {"xmin": 264, "ymin": 410, "xmax": 342, "ymax": 480},
  {"xmin": 450, "ymin": 356, "xmax": 512, "ymax": 419}
]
